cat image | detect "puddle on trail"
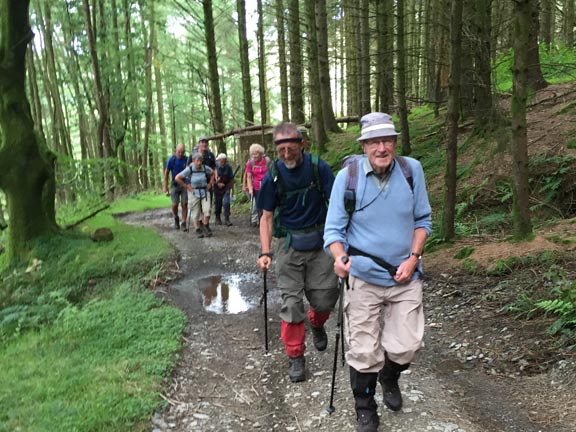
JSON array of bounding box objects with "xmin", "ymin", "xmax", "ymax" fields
[{"xmin": 197, "ymin": 274, "xmax": 258, "ymax": 314}]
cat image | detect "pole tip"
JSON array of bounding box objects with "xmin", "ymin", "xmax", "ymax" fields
[{"xmin": 325, "ymin": 405, "xmax": 335, "ymax": 415}]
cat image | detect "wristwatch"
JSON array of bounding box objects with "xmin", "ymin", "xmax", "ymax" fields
[{"xmin": 410, "ymin": 252, "xmax": 422, "ymax": 260}]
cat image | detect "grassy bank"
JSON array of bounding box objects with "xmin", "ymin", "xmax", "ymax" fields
[{"xmin": 0, "ymin": 194, "xmax": 185, "ymax": 432}]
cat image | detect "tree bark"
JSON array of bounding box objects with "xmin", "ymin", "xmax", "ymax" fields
[
  {"xmin": 376, "ymin": 0, "xmax": 394, "ymax": 113},
  {"xmin": 511, "ymin": 0, "xmax": 533, "ymax": 239},
  {"xmin": 275, "ymin": 0, "xmax": 290, "ymax": 121},
  {"xmin": 344, "ymin": 0, "xmax": 359, "ymax": 116},
  {"xmin": 397, "ymin": 0, "xmax": 412, "ymax": 154},
  {"xmin": 527, "ymin": 0, "xmax": 548, "ymax": 90},
  {"xmin": 0, "ymin": 0, "xmax": 58, "ymax": 264},
  {"xmin": 287, "ymin": 0, "xmax": 305, "ymax": 124},
  {"xmin": 472, "ymin": 0, "xmax": 495, "ymax": 129},
  {"xmin": 316, "ymin": 0, "xmax": 340, "ymax": 132},
  {"xmin": 358, "ymin": 0, "xmax": 371, "ymax": 115},
  {"xmin": 237, "ymin": 0, "xmax": 255, "ymax": 125},
  {"xmin": 564, "ymin": 0, "xmax": 574, "ymax": 47},
  {"xmin": 443, "ymin": 0, "xmax": 463, "ymax": 241},
  {"xmin": 305, "ymin": 0, "xmax": 328, "ymax": 148},
  {"xmin": 203, "ymin": 0, "xmax": 225, "ymax": 153},
  {"xmin": 256, "ymin": 0, "xmax": 269, "ymax": 126}
]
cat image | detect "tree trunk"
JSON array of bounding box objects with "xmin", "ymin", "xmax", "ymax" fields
[
  {"xmin": 357, "ymin": 0, "xmax": 371, "ymax": 115},
  {"xmin": 140, "ymin": 0, "xmax": 152, "ymax": 189},
  {"xmin": 396, "ymin": 0, "xmax": 411, "ymax": 154},
  {"xmin": 527, "ymin": 0, "xmax": 548, "ymax": 90},
  {"xmin": 237, "ymin": 0, "xmax": 255, "ymax": 125},
  {"xmin": 443, "ymin": 0, "xmax": 463, "ymax": 241},
  {"xmin": 472, "ymin": 0, "xmax": 495, "ymax": 130},
  {"xmin": 540, "ymin": 0, "xmax": 553, "ymax": 49},
  {"xmin": 376, "ymin": 0, "xmax": 394, "ymax": 113},
  {"xmin": 343, "ymin": 0, "xmax": 358, "ymax": 116},
  {"xmin": 564, "ymin": 0, "xmax": 574, "ymax": 47},
  {"xmin": 316, "ymin": 0, "xmax": 340, "ymax": 132},
  {"xmin": 305, "ymin": 0, "xmax": 328, "ymax": 148},
  {"xmin": 256, "ymin": 0, "xmax": 269, "ymax": 126},
  {"xmin": 152, "ymin": 11, "xmax": 166, "ymax": 188},
  {"xmin": 26, "ymin": 44, "xmax": 44, "ymax": 138},
  {"xmin": 203, "ymin": 0, "xmax": 225, "ymax": 153},
  {"xmin": 287, "ymin": 0, "xmax": 305, "ymax": 124},
  {"xmin": 275, "ymin": 0, "xmax": 290, "ymax": 121},
  {"xmin": 511, "ymin": 0, "xmax": 533, "ymax": 239},
  {"xmin": 82, "ymin": 0, "xmax": 113, "ymax": 190},
  {"xmin": 0, "ymin": 0, "xmax": 58, "ymax": 264}
]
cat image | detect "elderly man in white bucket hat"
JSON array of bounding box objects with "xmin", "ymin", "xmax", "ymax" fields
[
  {"xmin": 323, "ymin": 112, "xmax": 432, "ymax": 431},
  {"xmin": 214, "ymin": 153, "xmax": 235, "ymax": 226}
]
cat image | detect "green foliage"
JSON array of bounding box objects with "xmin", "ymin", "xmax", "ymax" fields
[
  {"xmin": 0, "ymin": 284, "xmax": 185, "ymax": 432},
  {"xmin": 454, "ymin": 246, "xmax": 474, "ymax": 260},
  {"xmin": 529, "ymin": 154, "xmax": 576, "ymax": 211},
  {"xmin": 0, "ymin": 193, "xmax": 185, "ymax": 431},
  {"xmin": 568, "ymin": 138, "xmax": 576, "ymax": 150},
  {"xmin": 1, "ymin": 195, "xmax": 173, "ymax": 340},
  {"xmin": 494, "ymin": 45, "xmax": 576, "ymax": 92},
  {"xmin": 462, "ymin": 258, "xmax": 480, "ymax": 274},
  {"xmin": 535, "ymin": 265, "xmax": 576, "ymax": 344}
]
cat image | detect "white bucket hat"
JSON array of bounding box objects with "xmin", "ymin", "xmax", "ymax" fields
[
  {"xmin": 216, "ymin": 153, "xmax": 227, "ymax": 161},
  {"xmin": 357, "ymin": 112, "xmax": 400, "ymax": 141}
]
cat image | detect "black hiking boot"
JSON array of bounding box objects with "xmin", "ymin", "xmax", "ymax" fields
[
  {"xmin": 195, "ymin": 228, "xmax": 205, "ymax": 238},
  {"xmin": 311, "ymin": 325, "xmax": 328, "ymax": 351},
  {"xmin": 378, "ymin": 357, "xmax": 409, "ymax": 411},
  {"xmin": 351, "ymin": 367, "xmax": 379, "ymax": 432},
  {"xmin": 182, "ymin": 221, "xmax": 189, "ymax": 232},
  {"xmin": 224, "ymin": 217, "xmax": 233, "ymax": 226},
  {"xmin": 356, "ymin": 409, "xmax": 379, "ymax": 432},
  {"xmin": 288, "ymin": 356, "xmax": 306, "ymax": 383},
  {"xmin": 174, "ymin": 216, "xmax": 180, "ymax": 230},
  {"xmin": 202, "ymin": 224, "xmax": 213, "ymax": 237},
  {"xmin": 215, "ymin": 215, "xmax": 222, "ymax": 225}
]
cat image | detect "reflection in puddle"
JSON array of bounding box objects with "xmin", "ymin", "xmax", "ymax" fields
[{"xmin": 199, "ymin": 274, "xmax": 253, "ymax": 314}]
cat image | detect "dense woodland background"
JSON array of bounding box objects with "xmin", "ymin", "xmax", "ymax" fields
[
  {"xmin": 2, "ymin": 2, "xmax": 576, "ymax": 430},
  {"xmin": 0, "ymin": 0, "xmax": 575, "ymax": 260}
]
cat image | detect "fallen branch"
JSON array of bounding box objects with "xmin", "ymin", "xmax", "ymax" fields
[{"xmin": 64, "ymin": 204, "xmax": 110, "ymax": 230}]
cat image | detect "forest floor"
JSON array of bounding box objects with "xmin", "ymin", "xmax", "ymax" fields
[{"xmin": 119, "ymin": 207, "xmax": 576, "ymax": 432}]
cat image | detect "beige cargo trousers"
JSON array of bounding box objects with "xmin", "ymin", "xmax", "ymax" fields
[{"xmin": 344, "ymin": 275, "xmax": 424, "ymax": 373}]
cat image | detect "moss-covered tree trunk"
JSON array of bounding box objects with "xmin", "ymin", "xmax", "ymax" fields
[
  {"xmin": 0, "ymin": 0, "xmax": 58, "ymax": 265},
  {"xmin": 511, "ymin": 0, "xmax": 533, "ymax": 239}
]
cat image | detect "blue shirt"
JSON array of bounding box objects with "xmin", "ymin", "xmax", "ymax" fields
[
  {"xmin": 166, "ymin": 155, "xmax": 189, "ymax": 183},
  {"xmin": 323, "ymin": 155, "xmax": 432, "ymax": 286},
  {"xmin": 258, "ymin": 153, "xmax": 335, "ymax": 233}
]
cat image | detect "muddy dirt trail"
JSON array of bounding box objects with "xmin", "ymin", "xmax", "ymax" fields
[{"xmin": 120, "ymin": 209, "xmax": 576, "ymax": 432}]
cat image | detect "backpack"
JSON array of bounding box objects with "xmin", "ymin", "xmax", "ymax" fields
[
  {"xmin": 268, "ymin": 153, "xmax": 327, "ymax": 238},
  {"xmin": 342, "ymin": 155, "xmax": 413, "ymax": 218}
]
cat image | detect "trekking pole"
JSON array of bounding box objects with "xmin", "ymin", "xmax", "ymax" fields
[
  {"xmin": 326, "ymin": 256, "xmax": 348, "ymax": 414},
  {"xmin": 263, "ymin": 268, "xmax": 269, "ymax": 354}
]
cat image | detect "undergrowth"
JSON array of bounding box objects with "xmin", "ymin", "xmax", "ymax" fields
[{"xmin": 0, "ymin": 194, "xmax": 185, "ymax": 431}]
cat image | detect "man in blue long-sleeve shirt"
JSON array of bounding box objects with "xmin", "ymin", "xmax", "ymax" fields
[{"xmin": 324, "ymin": 112, "xmax": 432, "ymax": 432}]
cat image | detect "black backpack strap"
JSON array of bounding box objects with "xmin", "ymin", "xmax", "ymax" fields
[
  {"xmin": 344, "ymin": 157, "xmax": 359, "ymax": 218},
  {"xmin": 396, "ymin": 156, "xmax": 414, "ymax": 192}
]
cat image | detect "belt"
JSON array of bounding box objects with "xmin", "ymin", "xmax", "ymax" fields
[{"xmin": 348, "ymin": 245, "xmax": 397, "ymax": 277}]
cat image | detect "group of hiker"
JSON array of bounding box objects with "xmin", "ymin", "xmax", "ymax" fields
[
  {"xmin": 163, "ymin": 136, "xmax": 237, "ymax": 238},
  {"xmin": 164, "ymin": 113, "xmax": 432, "ymax": 432}
]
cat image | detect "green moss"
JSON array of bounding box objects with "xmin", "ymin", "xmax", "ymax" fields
[{"xmin": 454, "ymin": 246, "xmax": 474, "ymax": 260}]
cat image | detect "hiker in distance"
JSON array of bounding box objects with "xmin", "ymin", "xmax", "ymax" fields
[
  {"xmin": 245, "ymin": 143, "xmax": 270, "ymax": 227},
  {"xmin": 188, "ymin": 135, "xmax": 217, "ymax": 207},
  {"xmin": 214, "ymin": 153, "xmax": 235, "ymax": 226},
  {"xmin": 163, "ymin": 143, "xmax": 189, "ymax": 231},
  {"xmin": 323, "ymin": 112, "xmax": 432, "ymax": 432},
  {"xmin": 175, "ymin": 152, "xmax": 215, "ymax": 238},
  {"xmin": 256, "ymin": 122, "xmax": 339, "ymax": 383}
]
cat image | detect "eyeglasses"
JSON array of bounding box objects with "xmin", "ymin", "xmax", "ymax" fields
[
  {"xmin": 276, "ymin": 145, "xmax": 301, "ymax": 155},
  {"xmin": 364, "ymin": 137, "xmax": 396, "ymax": 148}
]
